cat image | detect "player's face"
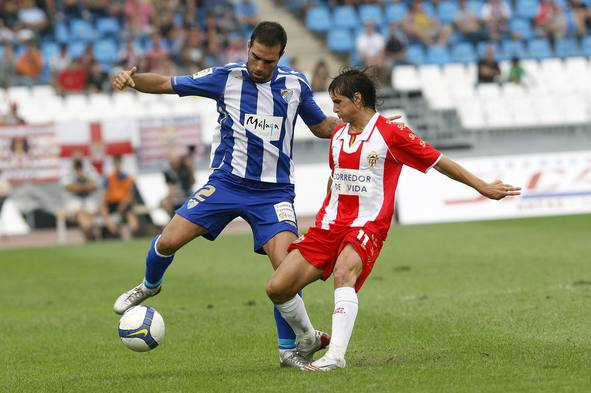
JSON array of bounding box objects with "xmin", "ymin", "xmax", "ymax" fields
[
  {"xmin": 330, "ymin": 91, "xmax": 360, "ymax": 123},
  {"xmin": 247, "ymin": 40, "xmax": 282, "ymax": 83}
]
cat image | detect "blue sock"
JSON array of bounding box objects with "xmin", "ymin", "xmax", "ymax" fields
[
  {"xmin": 274, "ymin": 290, "xmax": 303, "ymax": 351},
  {"xmin": 143, "ymin": 235, "xmax": 174, "ymax": 289}
]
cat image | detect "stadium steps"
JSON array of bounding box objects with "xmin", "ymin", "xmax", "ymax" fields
[{"xmin": 263, "ymin": 0, "xmax": 344, "ymax": 75}]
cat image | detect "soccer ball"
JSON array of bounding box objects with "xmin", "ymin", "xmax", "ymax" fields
[{"xmin": 118, "ymin": 305, "xmax": 165, "ymax": 352}]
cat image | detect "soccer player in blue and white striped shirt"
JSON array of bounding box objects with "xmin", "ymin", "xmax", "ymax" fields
[{"xmin": 112, "ymin": 22, "xmax": 339, "ymax": 368}]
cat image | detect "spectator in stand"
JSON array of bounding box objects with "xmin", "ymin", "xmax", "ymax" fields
[
  {"xmin": 124, "ymin": 0, "xmax": 155, "ymax": 37},
  {"xmin": 535, "ymin": 0, "xmax": 567, "ymax": 43},
  {"xmin": 506, "ymin": 56, "xmax": 527, "ymax": 85},
  {"xmin": 569, "ymin": 0, "xmax": 591, "ymax": 37},
  {"xmin": 0, "ymin": 20, "xmax": 15, "ymax": 43},
  {"xmin": 61, "ymin": 0, "xmax": 83, "ymax": 21},
  {"xmin": 0, "ymin": 40, "xmax": 15, "ymax": 88},
  {"xmin": 224, "ymin": 32, "xmax": 247, "ymax": 64},
  {"xmin": 218, "ymin": 4, "xmax": 240, "ymax": 36},
  {"xmin": 455, "ymin": 0, "xmax": 486, "ymax": 44},
  {"xmin": 17, "ymin": 0, "xmax": 49, "ymax": 38},
  {"xmin": 57, "ymin": 58, "xmax": 87, "ymax": 94},
  {"xmin": 477, "ymin": 45, "xmax": 501, "ymax": 84},
  {"xmin": 2, "ymin": 102, "xmax": 25, "ymax": 126},
  {"xmin": 62, "ymin": 154, "xmax": 101, "ymax": 241},
  {"xmin": 15, "ymin": 40, "xmax": 43, "ymax": 86},
  {"xmin": 311, "ymin": 59, "xmax": 330, "ymax": 92},
  {"xmin": 356, "ymin": 20, "xmax": 388, "ymax": 83},
  {"xmin": 385, "ymin": 21, "xmax": 408, "ymax": 67},
  {"xmin": 100, "ymin": 155, "xmax": 139, "ymax": 238},
  {"xmin": 49, "ymin": 43, "xmax": 71, "ymax": 81},
  {"xmin": 119, "ymin": 39, "xmax": 144, "ymax": 69},
  {"xmin": 234, "ymin": 0, "xmax": 259, "ymax": 31},
  {"xmin": 481, "ymin": 0, "xmax": 511, "ymax": 41},
  {"xmin": 1, "ymin": 1, "xmax": 20, "ymax": 29},
  {"xmin": 403, "ymin": 0, "xmax": 452, "ymax": 46},
  {"xmin": 179, "ymin": 26, "xmax": 207, "ymax": 68},
  {"xmin": 160, "ymin": 152, "xmax": 196, "ymax": 217},
  {"xmin": 147, "ymin": 34, "xmax": 170, "ymax": 73},
  {"xmin": 0, "ymin": 169, "xmax": 11, "ymax": 215},
  {"xmin": 80, "ymin": 43, "xmax": 96, "ymax": 71},
  {"xmin": 87, "ymin": 61, "xmax": 107, "ymax": 93}
]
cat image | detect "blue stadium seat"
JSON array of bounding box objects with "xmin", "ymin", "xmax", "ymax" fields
[
  {"xmin": 54, "ymin": 22, "xmax": 69, "ymax": 43},
  {"xmin": 385, "ymin": 3, "xmax": 408, "ymax": 22},
  {"xmin": 451, "ymin": 42, "xmax": 477, "ymax": 63},
  {"xmin": 68, "ymin": 41, "xmax": 87, "ymax": 58},
  {"xmin": 502, "ymin": 40, "xmax": 526, "ymax": 59},
  {"xmin": 96, "ymin": 17, "xmax": 121, "ymax": 37},
  {"xmin": 526, "ymin": 39, "xmax": 553, "ymax": 59},
  {"xmin": 554, "ymin": 38, "xmax": 580, "ymax": 58},
  {"xmin": 580, "ymin": 36, "xmax": 591, "ymax": 56},
  {"xmin": 510, "ymin": 18, "xmax": 534, "ymax": 40},
  {"xmin": 93, "ymin": 39, "xmax": 118, "ymax": 65},
  {"xmin": 359, "ymin": 4, "xmax": 384, "ymax": 25},
  {"xmin": 41, "ymin": 42, "xmax": 60, "ymax": 65},
  {"xmin": 515, "ymin": 0, "xmax": 539, "ymax": 20},
  {"xmin": 406, "ymin": 44, "xmax": 426, "ymax": 65},
  {"xmin": 306, "ymin": 6, "xmax": 332, "ymax": 32},
  {"xmin": 426, "ymin": 45, "xmax": 451, "ymax": 65},
  {"xmin": 332, "ymin": 6, "xmax": 359, "ymax": 29},
  {"xmin": 466, "ymin": 0, "xmax": 484, "ymax": 14},
  {"xmin": 421, "ymin": 2, "xmax": 436, "ymax": 18},
  {"xmin": 70, "ymin": 19, "xmax": 96, "ymax": 42},
  {"xmin": 438, "ymin": 1, "xmax": 460, "ymax": 25},
  {"xmin": 327, "ymin": 28, "xmax": 354, "ymax": 52}
]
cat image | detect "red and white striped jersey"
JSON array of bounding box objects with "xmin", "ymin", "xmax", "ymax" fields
[{"xmin": 314, "ymin": 113, "xmax": 442, "ymax": 240}]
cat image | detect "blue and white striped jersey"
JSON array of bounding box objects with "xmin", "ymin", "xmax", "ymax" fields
[{"xmin": 171, "ymin": 63, "xmax": 326, "ymax": 184}]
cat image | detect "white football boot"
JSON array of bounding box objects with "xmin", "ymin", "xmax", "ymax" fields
[
  {"xmin": 297, "ymin": 330, "xmax": 331, "ymax": 361},
  {"xmin": 304, "ymin": 353, "xmax": 346, "ymax": 372},
  {"xmin": 279, "ymin": 350, "xmax": 310, "ymax": 370},
  {"xmin": 113, "ymin": 283, "xmax": 161, "ymax": 315}
]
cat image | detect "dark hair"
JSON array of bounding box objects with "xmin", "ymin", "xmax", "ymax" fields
[
  {"xmin": 73, "ymin": 159, "xmax": 83, "ymax": 170},
  {"xmin": 249, "ymin": 21, "xmax": 287, "ymax": 56},
  {"xmin": 328, "ymin": 68, "xmax": 377, "ymax": 110}
]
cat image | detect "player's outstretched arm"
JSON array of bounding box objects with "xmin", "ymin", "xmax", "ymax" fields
[
  {"xmin": 309, "ymin": 116, "xmax": 341, "ymax": 139},
  {"xmin": 434, "ymin": 156, "xmax": 521, "ymax": 200},
  {"xmin": 112, "ymin": 66, "xmax": 174, "ymax": 94}
]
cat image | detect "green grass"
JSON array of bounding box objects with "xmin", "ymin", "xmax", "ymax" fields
[{"xmin": 1, "ymin": 214, "xmax": 590, "ymax": 393}]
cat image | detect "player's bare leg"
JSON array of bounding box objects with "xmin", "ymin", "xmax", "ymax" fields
[
  {"xmin": 266, "ymin": 248, "xmax": 329, "ymax": 367},
  {"xmin": 306, "ymin": 244, "xmax": 362, "ymax": 371},
  {"xmin": 113, "ymin": 215, "xmax": 208, "ymax": 314}
]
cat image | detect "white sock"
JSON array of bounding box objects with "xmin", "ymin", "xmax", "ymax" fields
[
  {"xmin": 276, "ymin": 295, "xmax": 316, "ymax": 343},
  {"xmin": 326, "ymin": 287, "xmax": 358, "ymax": 360}
]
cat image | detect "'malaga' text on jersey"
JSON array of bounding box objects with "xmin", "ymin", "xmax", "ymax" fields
[{"xmin": 171, "ymin": 64, "xmax": 326, "ymax": 184}]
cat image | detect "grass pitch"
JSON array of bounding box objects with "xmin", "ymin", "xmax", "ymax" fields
[{"xmin": 1, "ymin": 214, "xmax": 590, "ymax": 393}]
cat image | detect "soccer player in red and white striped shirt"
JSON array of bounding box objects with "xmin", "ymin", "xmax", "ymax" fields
[{"xmin": 266, "ymin": 69, "xmax": 521, "ymax": 371}]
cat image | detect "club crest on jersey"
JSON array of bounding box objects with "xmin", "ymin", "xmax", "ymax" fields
[
  {"xmin": 192, "ymin": 67, "xmax": 213, "ymax": 79},
  {"xmin": 280, "ymin": 88, "xmax": 293, "ymax": 103},
  {"xmin": 187, "ymin": 199, "xmax": 198, "ymax": 209},
  {"xmin": 367, "ymin": 151, "xmax": 379, "ymax": 167}
]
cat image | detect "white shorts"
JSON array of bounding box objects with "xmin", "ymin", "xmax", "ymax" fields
[{"xmin": 65, "ymin": 197, "xmax": 98, "ymax": 215}]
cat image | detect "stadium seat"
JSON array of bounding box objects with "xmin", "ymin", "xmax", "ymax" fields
[
  {"xmin": 514, "ymin": 0, "xmax": 539, "ymax": 19},
  {"xmin": 457, "ymin": 100, "xmax": 486, "ymax": 130},
  {"xmin": 359, "ymin": 4, "xmax": 384, "ymax": 25},
  {"xmin": 509, "ymin": 18, "xmax": 534, "ymax": 40},
  {"xmin": 451, "ymin": 43, "xmax": 477, "ymax": 64},
  {"xmin": 484, "ymin": 98, "xmax": 513, "ymax": 128},
  {"xmin": 385, "ymin": 3, "xmax": 408, "ymax": 22},
  {"xmin": 305, "ymin": 6, "xmax": 332, "ymax": 32},
  {"xmin": 502, "ymin": 40, "xmax": 526, "ymax": 59},
  {"xmin": 508, "ymin": 97, "xmax": 539, "ymax": 127},
  {"xmin": 41, "ymin": 41, "xmax": 60, "ymax": 65},
  {"xmin": 392, "ymin": 65, "xmax": 421, "ymax": 91},
  {"xmin": 326, "ymin": 28, "xmax": 354, "ymax": 52},
  {"xmin": 70, "ymin": 19, "xmax": 96, "ymax": 42},
  {"xmin": 332, "ymin": 6, "xmax": 359, "ymax": 29},
  {"xmin": 96, "ymin": 17, "xmax": 121, "ymax": 37},
  {"xmin": 68, "ymin": 41, "xmax": 87, "ymax": 59},
  {"xmin": 580, "ymin": 36, "xmax": 591, "ymax": 56},
  {"xmin": 420, "ymin": 2, "xmax": 436, "ymax": 18},
  {"xmin": 93, "ymin": 39, "xmax": 119, "ymax": 66},
  {"xmin": 554, "ymin": 38, "xmax": 580, "ymax": 58},
  {"xmin": 406, "ymin": 45, "xmax": 426, "ymax": 65},
  {"xmin": 466, "ymin": 0, "xmax": 484, "ymax": 14},
  {"xmin": 54, "ymin": 22, "xmax": 69, "ymax": 43},
  {"xmin": 438, "ymin": 1, "xmax": 460, "ymax": 25},
  {"xmin": 426, "ymin": 45, "xmax": 451, "ymax": 65},
  {"xmin": 527, "ymin": 39, "xmax": 553, "ymax": 59}
]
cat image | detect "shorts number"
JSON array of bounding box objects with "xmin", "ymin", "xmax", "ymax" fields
[
  {"xmin": 356, "ymin": 229, "xmax": 369, "ymax": 248},
  {"xmin": 193, "ymin": 185, "xmax": 216, "ymax": 202}
]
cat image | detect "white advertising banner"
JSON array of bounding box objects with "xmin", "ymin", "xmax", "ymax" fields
[{"xmin": 397, "ymin": 150, "xmax": 591, "ymax": 224}]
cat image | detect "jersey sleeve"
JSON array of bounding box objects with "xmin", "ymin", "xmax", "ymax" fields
[
  {"xmin": 170, "ymin": 67, "xmax": 228, "ymax": 100},
  {"xmin": 387, "ymin": 123, "xmax": 442, "ymax": 173},
  {"xmin": 298, "ymin": 82, "xmax": 327, "ymax": 126}
]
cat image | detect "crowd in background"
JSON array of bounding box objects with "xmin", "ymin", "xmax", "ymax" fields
[{"xmin": 0, "ymin": 0, "xmax": 260, "ymax": 93}]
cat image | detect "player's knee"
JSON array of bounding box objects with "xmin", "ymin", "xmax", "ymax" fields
[
  {"xmin": 155, "ymin": 233, "xmax": 179, "ymax": 255},
  {"xmin": 266, "ymin": 277, "xmax": 291, "ymax": 304},
  {"xmin": 333, "ymin": 264, "xmax": 360, "ymax": 288}
]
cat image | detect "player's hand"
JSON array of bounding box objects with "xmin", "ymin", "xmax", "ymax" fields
[
  {"xmin": 112, "ymin": 67, "xmax": 137, "ymax": 90},
  {"xmin": 480, "ymin": 180, "xmax": 521, "ymax": 200}
]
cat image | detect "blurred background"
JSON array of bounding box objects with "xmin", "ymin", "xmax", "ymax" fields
[{"xmin": 0, "ymin": 0, "xmax": 589, "ymax": 247}]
